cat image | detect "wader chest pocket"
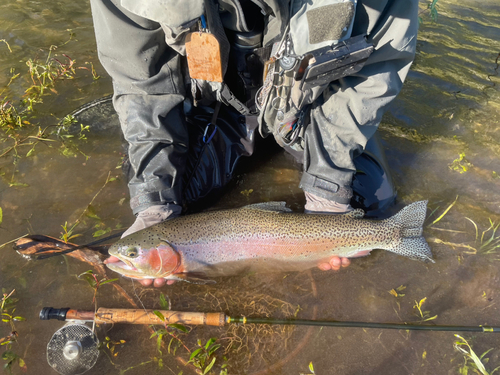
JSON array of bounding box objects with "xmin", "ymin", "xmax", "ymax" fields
[{"xmin": 297, "ymin": 35, "xmax": 373, "ymax": 92}]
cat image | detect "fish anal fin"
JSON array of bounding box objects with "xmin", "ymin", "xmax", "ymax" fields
[
  {"xmin": 168, "ymin": 273, "xmax": 216, "ymax": 284},
  {"xmin": 243, "ymin": 202, "xmax": 292, "ymax": 213}
]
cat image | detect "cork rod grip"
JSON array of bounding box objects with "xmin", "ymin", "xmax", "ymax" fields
[
  {"xmin": 65, "ymin": 309, "xmax": 96, "ymax": 321},
  {"xmin": 94, "ymin": 308, "xmax": 226, "ymax": 326}
]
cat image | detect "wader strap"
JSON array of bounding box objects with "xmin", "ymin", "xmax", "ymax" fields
[
  {"xmin": 203, "ymin": 101, "xmax": 221, "ymax": 143},
  {"xmin": 218, "ymin": 83, "xmax": 254, "ymax": 115},
  {"xmin": 205, "ymin": 0, "xmax": 230, "ymax": 76},
  {"xmin": 215, "ymin": 47, "xmax": 271, "ymax": 116}
]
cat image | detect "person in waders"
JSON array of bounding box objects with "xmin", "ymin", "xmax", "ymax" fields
[{"xmin": 90, "ymin": 0, "xmax": 419, "ymax": 286}]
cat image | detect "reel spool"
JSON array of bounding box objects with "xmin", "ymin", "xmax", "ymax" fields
[{"xmin": 44, "ymin": 311, "xmax": 99, "ymax": 375}]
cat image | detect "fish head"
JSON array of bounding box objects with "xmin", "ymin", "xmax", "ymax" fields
[{"xmin": 107, "ymin": 239, "xmax": 180, "ymax": 279}]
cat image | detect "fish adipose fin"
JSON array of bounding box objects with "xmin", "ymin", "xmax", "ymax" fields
[
  {"xmin": 243, "ymin": 202, "xmax": 293, "ymax": 213},
  {"xmin": 385, "ymin": 201, "xmax": 434, "ymax": 263}
]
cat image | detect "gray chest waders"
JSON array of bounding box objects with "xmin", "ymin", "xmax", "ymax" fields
[{"xmin": 182, "ymin": 0, "xmax": 394, "ymax": 214}]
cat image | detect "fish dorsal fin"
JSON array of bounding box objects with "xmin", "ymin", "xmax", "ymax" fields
[
  {"xmin": 167, "ymin": 273, "xmax": 216, "ymax": 285},
  {"xmin": 243, "ymin": 201, "xmax": 292, "ymax": 213},
  {"xmin": 347, "ymin": 209, "xmax": 365, "ymax": 219}
]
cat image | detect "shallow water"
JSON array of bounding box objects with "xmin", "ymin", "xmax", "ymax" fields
[{"xmin": 1, "ymin": 0, "xmax": 500, "ymax": 374}]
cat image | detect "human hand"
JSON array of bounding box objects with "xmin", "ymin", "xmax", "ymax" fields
[
  {"xmin": 318, "ymin": 256, "xmax": 351, "ymax": 271},
  {"xmin": 120, "ymin": 204, "xmax": 181, "ymax": 238},
  {"xmin": 304, "ymin": 192, "xmax": 354, "ymax": 272}
]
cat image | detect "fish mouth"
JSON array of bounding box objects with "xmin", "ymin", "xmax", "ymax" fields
[{"xmin": 105, "ymin": 257, "xmax": 153, "ymax": 279}]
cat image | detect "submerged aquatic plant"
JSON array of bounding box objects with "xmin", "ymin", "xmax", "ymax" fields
[
  {"xmin": 59, "ymin": 171, "xmax": 121, "ymax": 242},
  {"xmin": 429, "ymin": 216, "xmax": 500, "ymax": 258},
  {"xmin": 299, "ymin": 361, "xmax": 316, "ymax": 375},
  {"xmin": 0, "ymin": 43, "xmax": 77, "ymax": 133},
  {"xmin": 187, "ymin": 338, "xmax": 226, "ymax": 375},
  {"xmin": 148, "ymin": 293, "xmax": 229, "ymax": 374},
  {"xmin": 388, "ymin": 285, "xmax": 406, "ymax": 298},
  {"xmin": 454, "ymin": 335, "xmax": 500, "ymax": 375},
  {"xmin": 427, "ymin": 196, "xmax": 459, "ymax": 227},
  {"xmin": 78, "ymin": 270, "xmax": 118, "ymax": 303},
  {"xmin": 0, "ymin": 30, "xmax": 98, "ymax": 165},
  {"xmin": 427, "ymin": 0, "xmax": 439, "ymax": 22},
  {"xmin": 99, "ymin": 335, "xmax": 127, "ymax": 365},
  {"xmin": 465, "ymin": 218, "xmax": 500, "ymax": 255},
  {"xmin": 426, "ymin": 197, "xmax": 500, "ymax": 258},
  {"xmin": 419, "ymin": 0, "xmax": 440, "ymax": 23},
  {"xmin": 449, "ymin": 152, "xmax": 473, "ymax": 174},
  {"xmin": 149, "ymin": 293, "xmax": 191, "ymax": 369},
  {"xmin": 0, "ymin": 290, "xmax": 27, "ymax": 373},
  {"xmin": 24, "ymin": 47, "xmax": 77, "ymax": 108},
  {"xmin": 413, "ymin": 297, "xmax": 438, "ymax": 322},
  {"xmin": 77, "ymin": 270, "xmax": 118, "ymax": 323},
  {"xmin": 0, "ymin": 40, "xmax": 12, "ymax": 53}
]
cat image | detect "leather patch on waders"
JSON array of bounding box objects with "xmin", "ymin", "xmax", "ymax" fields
[{"xmin": 185, "ymin": 32, "xmax": 223, "ymax": 82}]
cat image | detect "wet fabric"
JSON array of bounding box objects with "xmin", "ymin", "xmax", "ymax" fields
[
  {"xmin": 182, "ymin": 103, "xmax": 257, "ymax": 206},
  {"xmin": 89, "ymin": 0, "xmax": 418, "ymax": 213}
]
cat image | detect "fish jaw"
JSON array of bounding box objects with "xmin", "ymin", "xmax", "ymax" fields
[
  {"xmin": 107, "ymin": 241, "xmax": 181, "ymax": 279},
  {"xmin": 106, "ymin": 259, "xmax": 155, "ymax": 279}
]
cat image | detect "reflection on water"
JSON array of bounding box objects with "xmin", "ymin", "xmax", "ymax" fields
[{"xmin": 1, "ymin": 0, "xmax": 500, "ymax": 374}]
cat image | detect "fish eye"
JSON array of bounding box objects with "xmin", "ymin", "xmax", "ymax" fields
[{"xmin": 125, "ymin": 247, "xmax": 139, "ymax": 258}]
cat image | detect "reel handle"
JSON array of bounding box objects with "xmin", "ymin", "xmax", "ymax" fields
[{"xmin": 40, "ymin": 307, "xmax": 227, "ymax": 326}]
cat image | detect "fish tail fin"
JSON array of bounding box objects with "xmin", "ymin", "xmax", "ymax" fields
[
  {"xmin": 385, "ymin": 201, "xmax": 434, "ymax": 262},
  {"xmin": 388, "ymin": 237, "xmax": 434, "ymax": 263}
]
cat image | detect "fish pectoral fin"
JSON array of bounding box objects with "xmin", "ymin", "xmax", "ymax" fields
[
  {"xmin": 168, "ymin": 273, "xmax": 216, "ymax": 285},
  {"xmin": 243, "ymin": 202, "xmax": 292, "ymax": 213}
]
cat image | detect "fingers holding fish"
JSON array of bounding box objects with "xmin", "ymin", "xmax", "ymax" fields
[
  {"xmin": 137, "ymin": 278, "xmax": 174, "ymax": 287},
  {"xmin": 318, "ymin": 256, "xmax": 351, "ymax": 271}
]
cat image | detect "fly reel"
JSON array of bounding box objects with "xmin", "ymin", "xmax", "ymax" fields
[{"xmin": 41, "ymin": 308, "xmax": 99, "ymax": 375}]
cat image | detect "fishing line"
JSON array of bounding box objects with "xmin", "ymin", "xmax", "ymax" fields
[{"xmin": 131, "ymin": 279, "xmax": 159, "ymax": 334}]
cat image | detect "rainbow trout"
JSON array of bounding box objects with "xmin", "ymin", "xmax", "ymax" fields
[{"xmin": 106, "ymin": 201, "xmax": 433, "ymax": 283}]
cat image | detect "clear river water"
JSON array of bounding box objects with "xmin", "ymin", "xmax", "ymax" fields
[{"xmin": 1, "ymin": 0, "xmax": 500, "ymax": 374}]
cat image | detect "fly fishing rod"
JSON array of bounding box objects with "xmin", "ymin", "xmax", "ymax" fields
[
  {"xmin": 40, "ymin": 307, "xmax": 500, "ymax": 375},
  {"xmin": 40, "ymin": 307, "xmax": 500, "ymax": 333}
]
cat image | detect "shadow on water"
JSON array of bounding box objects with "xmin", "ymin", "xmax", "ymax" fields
[{"xmin": 1, "ymin": 0, "xmax": 500, "ymax": 374}]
